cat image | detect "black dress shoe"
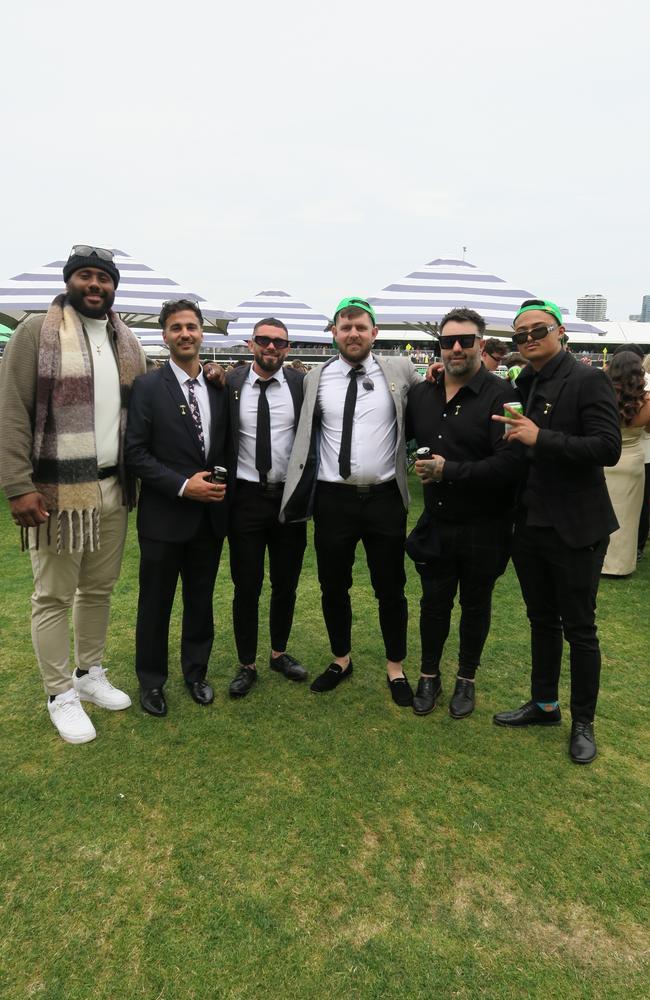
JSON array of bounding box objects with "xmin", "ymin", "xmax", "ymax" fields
[
  {"xmin": 570, "ymin": 721, "xmax": 597, "ymax": 764},
  {"xmin": 229, "ymin": 667, "xmax": 257, "ymax": 698},
  {"xmin": 387, "ymin": 674, "xmax": 414, "ymax": 707},
  {"xmin": 310, "ymin": 661, "xmax": 352, "ymax": 692},
  {"xmin": 413, "ymin": 675, "xmax": 442, "ymax": 715},
  {"xmin": 449, "ymin": 678, "xmax": 476, "ymax": 719},
  {"xmin": 493, "ymin": 699, "xmax": 561, "ymax": 727},
  {"xmin": 269, "ymin": 652, "xmax": 307, "ymax": 681},
  {"xmin": 140, "ymin": 687, "xmax": 167, "ymax": 717},
  {"xmin": 186, "ymin": 680, "xmax": 214, "ymax": 705}
]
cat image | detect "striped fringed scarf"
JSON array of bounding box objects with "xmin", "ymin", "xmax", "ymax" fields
[{"xmin": 27, "ymin": 294, "xmax": 145, "ymax": 553}]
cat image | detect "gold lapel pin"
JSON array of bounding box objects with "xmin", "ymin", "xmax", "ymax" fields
[
  {"xmin": 543, "ymin": 402, "xmax": 552, "ymax": 415},
  {"xmin": 391, "ymin": 382, "xmax": 396, "ymax": 391},
  {"xmin": 180, "ymin": 404, "xmax": 187, "ymax": 415},
  {"xmin": 455, "ymin": 405, "xmax": 462, "ymax": 416}
]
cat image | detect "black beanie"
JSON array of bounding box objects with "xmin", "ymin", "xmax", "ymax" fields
[{"xmin": 63, "ymin": 251, "xmax": 120, "ymax": 289}]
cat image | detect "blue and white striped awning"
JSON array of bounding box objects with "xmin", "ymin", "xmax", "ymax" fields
[
  {"xmin": 0, "ymin": 249, "xmax": 235, "ymax": 339},
  {"xmin": 367, "ymin": 258, "xmax": 605, "ymax": 336},
  {"xmin": 228, "ymin": 290, "xmax": 332, "ymax": 344}
]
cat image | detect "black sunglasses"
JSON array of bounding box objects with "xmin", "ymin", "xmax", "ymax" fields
[
  {"xmin": 512, "ymin": 323, "xmax": 557, "ymax": 346},
  {"xmin": 253, "ymin": 335, "xmax": 291, "ymax": 350},
  {"xmin": 70, "ymin": 245, "xmax": 114, "ymax": 261},
  {"xmin": 438, "ymin": 333, "xmax": 479, "ymax": 350}
]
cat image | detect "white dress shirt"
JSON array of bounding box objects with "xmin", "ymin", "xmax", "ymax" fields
[
  {"xmin": 317, "ymin": 354, "xmax": 397, "ymax": 484},
  {"xmin": 237, "ymin": 365, "xmax": 295, "ymax": 483},
  {"xmin": 169, "ymin": 358, "xmax": 212, "ymax": 496}
]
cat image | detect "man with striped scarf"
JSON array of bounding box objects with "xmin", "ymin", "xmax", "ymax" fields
[{"xmin": 0, "ymin": 246, "xmax": 146, "ymax": 744}]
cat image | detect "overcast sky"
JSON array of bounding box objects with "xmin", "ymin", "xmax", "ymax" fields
[{"xmin": 2, "ymin": 0, "xmax": 648, "ymax": 321}]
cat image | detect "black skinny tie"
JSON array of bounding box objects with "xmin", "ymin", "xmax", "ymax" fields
[
  {"xmin": 338, "ymin": 366, "xmax": 363, "ymax": 480},
  {"xmin": 255, "ymin": 378, "xmax": 275, "ymax": 483}
]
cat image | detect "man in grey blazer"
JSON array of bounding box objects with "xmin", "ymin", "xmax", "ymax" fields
[{"xmin": 280, "ymin": 297, "xmax": 421, "ymax": 706}]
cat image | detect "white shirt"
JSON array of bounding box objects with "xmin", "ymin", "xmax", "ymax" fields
[
  {"xmin": 237, "ymin": 365, "xmax": 295, "ymax": 483},
  {"xmin": 169, "ymin": 359, "xmax": 212, "ymax": 497},
  {"xmin": 317, "ymin": 354, "xmax": 397, "ymax": 484},
  {"xmin": 82, "ymin": 315, "xmax": 120, "ymax": 469}
]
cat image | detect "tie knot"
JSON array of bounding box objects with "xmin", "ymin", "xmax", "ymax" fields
[
  {"xmin": 348, "ymin": 366, "xmax": 364, "ymax": 379},
  {"xmin": 257, "ymin": 377, "xmax": 275, "ymax": 391},
  {"xmin": 186, "ymin": 377, "xmax": 199, "ymax": 387}
]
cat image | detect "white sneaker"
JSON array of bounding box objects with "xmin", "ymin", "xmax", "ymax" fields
[
  {"xmin": 48, "ymin": 688, "xmax": 96, "ymax": 744},
  {"xmin": 73, "ymin": 666, "xmax": 132, "ymax": 710}
]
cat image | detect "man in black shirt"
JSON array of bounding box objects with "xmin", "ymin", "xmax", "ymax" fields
[
  {"xmin": 407, "ymin": 308, "xmax": 524, "ymax": 719},
  {"xmin": 492, "ymin": 299, "xmax": 621, "ymax": 764}
]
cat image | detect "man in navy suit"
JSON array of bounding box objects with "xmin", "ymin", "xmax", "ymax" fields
[{"xmin": 125, "ymin": 300, "xmax": 229, "ymax": 717}]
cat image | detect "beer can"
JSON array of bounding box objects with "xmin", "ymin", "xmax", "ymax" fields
[
  {"xmin": 503, "ymin": 402, "xmax": 523, "ymax": 435},
  {"xmin": 415, "ymin": 447, "xmax": 432, "ymax": 459},
  {"xmin": 211, "ymin": 466, "xmax": 228, "ymax": 484}
]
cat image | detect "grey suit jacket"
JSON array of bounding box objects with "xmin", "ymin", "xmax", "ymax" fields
[{"xmin": 280, "ymin": 354, "xmax": 421, "ymax": 523}]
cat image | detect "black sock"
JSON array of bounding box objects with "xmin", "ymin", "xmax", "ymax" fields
[
  {"xmin": 75, "ymin": 668, "xmax": 89, "ymax": 677},
  {"xmin": 49, "ymin": 695, "xmax": 57, "ymax": 702}
]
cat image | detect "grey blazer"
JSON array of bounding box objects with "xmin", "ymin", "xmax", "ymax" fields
[{"xmin": 280, "ymin": 355, "xmax": 421, "ymax": 523}]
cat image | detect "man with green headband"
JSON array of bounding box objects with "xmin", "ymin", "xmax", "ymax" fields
[
  {"xmin": 280, "ymin": 297, "xmax": 421, "ymax": 706},
  {"xmin": 492, "ymin": 298, "xmax": 621, "ymax": 764}
]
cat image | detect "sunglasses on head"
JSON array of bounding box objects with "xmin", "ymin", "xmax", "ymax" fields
[
  {"xmin": 512, "ymin": 323, "xmax": 557, "ymax": 346},
  {"xmin": 253, "ymin": 334, "xmax": 291, "ymax": 350},
  {"xmin": 70, "ymin": 245, "xmax": 114, "ymax": 261},
  {"xmin": 438, "ymin": 333, "xmax": 479, "ymax": 350}
]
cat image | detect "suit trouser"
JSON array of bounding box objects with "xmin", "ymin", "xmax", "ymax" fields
[
  {"xmin": 28, "ymin": 476, "xmax": 128, "ymax": 696},
  {"xmin": 135, "ymin": 511, "xmax": 224, "ymax": 690},
  {"xmin": 313, "ymin": 481, "xmax": 408, "ymax": 662},
  {"xmin": 229, "ymin": 482, "xmax": 307, "ymax": 665},
  {"xmin": 418, "ymin": 517, "xmax": 511, "ymax": 679},
  {"xmin": 511, "ymin": 521, "xmax": 608, "ymax": 722}
]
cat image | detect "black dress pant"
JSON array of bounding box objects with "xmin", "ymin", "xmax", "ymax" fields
[
  {"xmin": 229, "ymin": 482, "xmax": 307, "ymax": 665},
  {"xmin": 418, "ymin": 517, "xmax": 511, "ymax": 679},
  {"xmin": 135, "ymin": 512, "xmax": 224, "ymax": 690},
  {"xmin": 511, "ymin": 521, "xmax": 608, "ymax": 722},
  {"xmin": 313, "ymin": 481, "xmax": 408, "ymax": 662}
]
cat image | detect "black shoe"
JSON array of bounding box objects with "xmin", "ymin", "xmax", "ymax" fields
[
  {"xmin": 186, "ymin": 680, "xmax": 214, "ymax": 705},
  {"xmin": 310, "ymin": 661, "xmax": 352, "ymax": 693},
  {"xmin": 140, "ymin": 687, "xmax": 167, "ymax": 717},
  {"xmin": 229, "ymin": 667, "xmax": 257, "ymax": 698},
  {"xmin": 269, "ymin": 652, "xmax": 307, "ymax": 682},
  {"xmin": 387, "ymin": 674, "xmax": 414, "ymax": 708},
  {"xmin": 570, "ymin": 721, "xmax": 597, "ymax": 764},
  {"xmin": 449, "ymin": 678, "xmax": 476, "ymax": 719},
  {"xmin": 493, "ymin": 699, "xmax": 561, "ymax": 727},
  {"xmin": 413, "ymin": 675, "xmax": 442, "ymax": 715}
]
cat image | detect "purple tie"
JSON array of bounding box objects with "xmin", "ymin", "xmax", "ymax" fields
[{"xmin": 186, "ymin": 378, "xmax": 205, "ymax": 458}]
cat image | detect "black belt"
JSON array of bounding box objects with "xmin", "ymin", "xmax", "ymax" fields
[
  {"xmin": 98, "ymin": 466, "xmax": 119, "ymax": 480},
  {"xmin": 317, "ymin": 479, "xmax": 397, "ymax": 496},
  {"xmin": 236, "ymin": 479, "xmax": 285, "ymax": 494}
]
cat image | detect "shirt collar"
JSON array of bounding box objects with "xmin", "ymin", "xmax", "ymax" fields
[
  {"xmin": 520, "ymin": 348, "xmax": 567, "ymax": 383},
  {"xmin": 248, "ymin": 364, "xmax": 285, "ymax": 387},
  {"xmin": 169, "ymin": 357, "xmax": 205, "ymax": 388},
  {"xmin": 439, "ymin": 362, "xmax": 488, "ymax": 396}
]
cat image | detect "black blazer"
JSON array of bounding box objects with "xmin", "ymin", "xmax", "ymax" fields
[
  {"xmin": 516, "ymin": 351, "xmax": 621, "ymax": 548},
  {"xmin": 226, "ymin": 364, "xmax": 304, "ymax": 491},
  {"xmin": 125, "ymin": 363, "xmax": 229, "ymax": 542}
]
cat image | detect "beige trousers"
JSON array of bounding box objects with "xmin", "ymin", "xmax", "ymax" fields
[{"xmin": 29, "ymin": 477, "xmax": 128, "ymax": 696}]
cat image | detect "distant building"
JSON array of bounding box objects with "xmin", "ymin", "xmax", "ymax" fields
[
  {"xmin": 576, "ymin": 294, "xmax": 607, "ymax": 322},
  {"xmin": 629, "ymin": 314, "xmax": 641, "ymax": 322},
  {"xmin": 640, "ymin": 296, "xmax": 650, "ymax": 323}
]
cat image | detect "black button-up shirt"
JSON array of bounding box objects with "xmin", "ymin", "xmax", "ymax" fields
[{"xmin": 406, "ymin": 365, "xmax": 525, "ymax": 522}]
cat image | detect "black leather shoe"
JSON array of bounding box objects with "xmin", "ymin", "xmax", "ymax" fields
[
  {"xmin": 229, "ymin": 667, "xmax": 257, "ymax": 698},
  {"xmin": 269, "ymin": 652, "xmax": 307, "ymax": 682},
  {"xmin": 570, "ymin": 721, "xmax": 597, "ymax": 764},
  {"xmin": 449, "ymin": 678, "xmax": 476, "ymax": 719},
  {"xmin": 413, "ymin": 675, "xmax": 442, "ymax": 715},
  {"xmin": 310, "ymin": 661, "xmax": 352, "ymax": 692},
  {"xmin": 493, "ymin": 700, "xmax": 561, "ymax": 727},
  {"xmin": 186, "ymin": 680, "xmax": 214, "ymax": 705},
  {"xmin": 140, "ymin": 687, "xmax": 167, "ymax": 717},
  {"xmin": 387, "ymin": 674, "xmax": 414, "ymax": 707}
]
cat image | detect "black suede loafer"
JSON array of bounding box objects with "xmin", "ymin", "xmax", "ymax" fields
[
  {"xmin": 449, "ymin": 678, "xmax": 476, "ymax": 719},
  {"xmin": 493, "ymin": 700, "xmax": 561, "ymax": 727},
  {"xmin": 269, "ymin": 653, "xmax": 307, "ymax": 682},
  {"xmin": 140, "ymin": 687, "xmax": 167, "ymax": 717},
  {"xmin": 387, "ymin": 674, "xmax": 414, "ymax": 708},
  {"xmin": 229, "ymin": 667, "xmax": 257, "ymax": 698},
  {"xmin": 310, "ymin": 661, "xmax": 352, "ymax": 693},
  {"xmin": 569, "ymin": 721, "xmax": 597, "ymax": 764},
  {"xmin": 186, "ymin": 680, "xmax": 214, "ymax": 706}
]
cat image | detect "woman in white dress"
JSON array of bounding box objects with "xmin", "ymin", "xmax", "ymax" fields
[{"xmin": 602, "ymin": 352, "xmax": 650, "ymax": 576}]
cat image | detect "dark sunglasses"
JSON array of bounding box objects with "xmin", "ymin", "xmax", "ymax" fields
[
  {"xmin": 512, "ymin": 323, "xmax": 557, "ymax": 346},
  {"xmin": 253, "ymin": 335, "xmax": 291, "ymax": 350},
  {"xmin": 438, "ymin": 333, "xmax": 479, "ymax": 350},
  {"xmin": 70, "ymin": 245, "xmax": 114, "ymax": 261}
]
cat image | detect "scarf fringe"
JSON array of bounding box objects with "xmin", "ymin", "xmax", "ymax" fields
[{"xmin": 21, "ymin": 509, "xmax": 100, "ymax": 555}]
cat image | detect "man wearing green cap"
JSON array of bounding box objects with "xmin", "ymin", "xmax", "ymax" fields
[
  {"xmin": 491, "ymin": 298, "xmax": 621, "ymax": 764},
  {"xmin": 280, "ymin": 297, "xmax": 421, "ymax": 705}
]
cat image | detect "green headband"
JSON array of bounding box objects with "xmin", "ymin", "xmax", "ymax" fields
[
  {"xmin": 333, "ymin": 296, "xmax": 376, "ymax": 325},
  {"xmin": 514, "ymin": 300, "xmax": 563, "ymax": 328}
]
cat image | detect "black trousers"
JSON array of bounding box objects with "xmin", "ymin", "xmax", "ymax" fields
[
  {"xmin": 638, "ymin": 463, "xmax": 650, "ymax": 553},
  {"xmin": 418, "ymin": 517, "xmax": 511, "ymax": 679},
  {"xmin": 135, "ymin": 512, "xmax": 224, "ymax": 690},
  {"xmin": 313, "ymin": 481, "xmax": 408, "ymax": 662},
  {"xmin": 511, "ymin": 521, "xmax": 608, "ymax": 722},
  {"xmin": 229, "ymin": 482, "xmax": 307, "ymax": 665}
]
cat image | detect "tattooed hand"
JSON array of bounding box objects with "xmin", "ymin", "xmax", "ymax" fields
[{"xmin": 414, "ymin": 455, "xmax": 445, "ymax": 482}]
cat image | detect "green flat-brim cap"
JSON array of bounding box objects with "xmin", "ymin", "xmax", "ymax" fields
[
  {"xmin": 514, "ymin": 299, "xmax": 563, "ymax": 327},
  {"xmin": 333, "ymin": 297, "xmax": 376, "ymax": 325}
]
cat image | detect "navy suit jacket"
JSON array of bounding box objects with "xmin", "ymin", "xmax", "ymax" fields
[{"xmin": 125, "ymin": 363, "xmax": 229, "ymax": 542}]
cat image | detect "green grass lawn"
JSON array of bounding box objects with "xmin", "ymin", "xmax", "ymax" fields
[{"xmin": 1, "ymin": 483, "xmax": 649, "ymax": 999}]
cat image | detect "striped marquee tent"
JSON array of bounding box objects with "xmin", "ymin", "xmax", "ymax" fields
[
  {"xmin": 368, "ymin": 257, "xmax": 605, "ymax": 341},
  {"xmin": 0, "ymin": 250, "xmax": 235, "ymax": 344},
  {"xmin": 227, "ymin": 290, "xmax": 332, "ymax": 344}
]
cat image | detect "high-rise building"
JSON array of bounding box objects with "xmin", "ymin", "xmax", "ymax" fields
[
  {"xmin": 576, "ymin": 294, "xmax": 607, "ymax": 322},
  {"xmin": 640, "ymin": 296, "xmax": 650, "ymax": 322}
]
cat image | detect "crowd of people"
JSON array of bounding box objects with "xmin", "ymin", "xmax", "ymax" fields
[{"xmin": 1, "ymin": 246, "xmax": 648, "ymax": 767}]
